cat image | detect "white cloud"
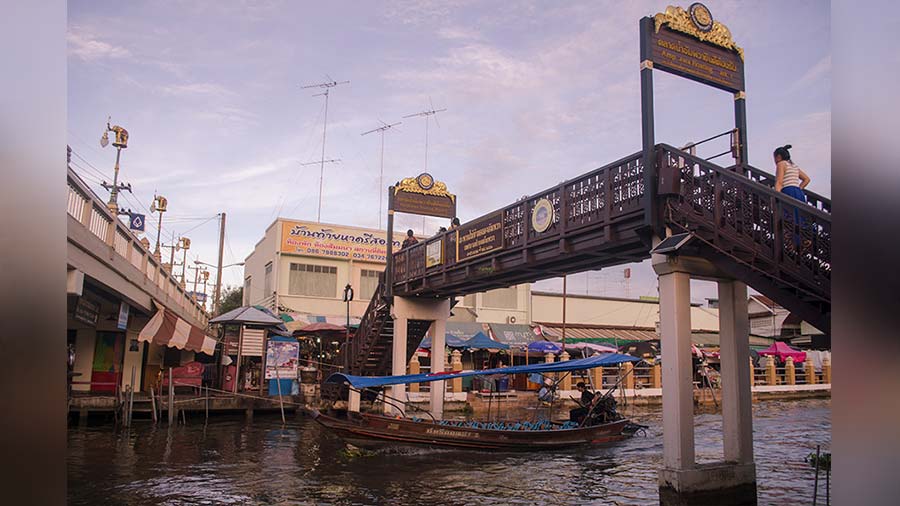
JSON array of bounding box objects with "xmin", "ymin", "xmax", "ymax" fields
[
  {"xmin": 790, "ymin": 54, "xmax": 831, "ymax": 92},
  {"xmin": 67, "ymin": 27, "xmax": 131, "ymax": 61},
  {"xmin": 159, "ymin": 82, "xmax": 235, "ymax": 97}
]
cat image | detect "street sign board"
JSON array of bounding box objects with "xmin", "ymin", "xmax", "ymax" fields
[
  {"xmin": 456, "ymin": 212, "xmax": 504, "ymax": 262},
  {"xmin": 129, "ymin": 213, "xmax": 146, "ymax": 232}
]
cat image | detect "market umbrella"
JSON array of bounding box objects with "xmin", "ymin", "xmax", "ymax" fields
[
  {"xmin": 462, "ymin": 332, "xmax": 509, "ymax": 351},
  {"xmin": 528, "ymin": 340, "xmax": 562, "ymax": 354},
  {"xmin": 210, "ymin": 306, "xmax": 284, "ymax": 325},
  {"xmin": 757, "ymin": 341, "xmax": 806, "ymax": 363},
  {"xmin": 295, "ymin": 322, "xmax": 347, "ymax": 333},
  {"xmin": 418, "ymin": 334, "xmax": 469, "ymax": 349},
  {"xmin": 564, "ymin": 341, "xmax": 618, "ymax": 354}
]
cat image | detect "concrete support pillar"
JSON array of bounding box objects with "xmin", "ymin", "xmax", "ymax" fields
[
  {"xmin": 784, "ymin": 357, "xmax": 796, "ymax": 385},
  {"xmin": 658, "ymin": 270, "xmax": 695, "ymax": 471},
  {"xmin": 559, "ymin": 351, "xmax": 572, "ymax": 391},
  {"xmin": 348, "ymin": 388, "xmax": 361, "ymax": 413},
  {"xmin": 765, "ymin": 356, "xmax": 777, "ymax": 386},
  {"xmin": 386, "ymin": 316, "xmax": 408, "ymax": 415},
  {"xmin": 804, "ymin": 357, "xmax": 816, "ymax": 385},
  {"xmin": 429, "ymin": 319, "xmax": 447, "ymax": 420},
  {"xmin": 450, "ymin": 350, "xmax": 463, "ymax": 393},
  {"xmin": 651, "ymin": 364, "xmax": 662, "ymax": 388},
  {"xmin": 822, "ymin": 356, "xmax": 831, "ymax": 384},
  {"xmin": 718, "ymin": 279, "xmax": 755, "ymax": 465},
  {"xmin": 408, "ymin": 354, "xmax": 420, "ymax": 393}
]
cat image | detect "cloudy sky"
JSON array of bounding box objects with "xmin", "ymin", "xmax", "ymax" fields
[{"xmin": 67, "ymin": 0, "xmax": 830, "ymax": 303}]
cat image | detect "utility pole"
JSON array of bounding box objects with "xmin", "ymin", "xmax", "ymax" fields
[
  {"xmin": 301, "ymin": 77, "xmax": 349, "ymax": 222},
  {"xmin": 403, "ymin": 98, "xmax": 446, "ymax": 173},
  {"xmin": 361, "ymin": 121, "xmax": 401, "ymax": 229},
  {"xmin": 214, "ymin": 212, "xmax": 226, "ymax": 315},
  {"xmin": 100, "ymin": 117, "xmax": 132, "ymax": 214},
  {"xmin": 180, "ymin": 237, "xmax": 191, "ymax": 286}
]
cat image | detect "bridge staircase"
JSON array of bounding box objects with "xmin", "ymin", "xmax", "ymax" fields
[{"xmin": 657, "ymin": 144, "xmax": 831, "ymax": 333}]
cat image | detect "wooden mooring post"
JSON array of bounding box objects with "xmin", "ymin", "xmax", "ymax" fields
[
  {"xmin": 149, "ymin": 387, "xmax": 158, "ymax": 423},
  {"xmin": 168, "ymin": 367, "xmax": 175, "ymax": 425}
]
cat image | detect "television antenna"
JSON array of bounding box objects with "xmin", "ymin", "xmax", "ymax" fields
[
  {"xmin": 403, "ymin": 97, "xmax": 446, "ymax": 173},
  {"xmin": 300, "ymin": 76, "xmax": 349, "ymax": 222},
  {"xmin": 361, "ymin": 120, "xmax": 401, "ymax": 229}
]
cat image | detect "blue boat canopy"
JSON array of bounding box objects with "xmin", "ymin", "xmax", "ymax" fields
[{"xmin": 325, "ymin": 353, "xmax": 640, "ymax": 389}]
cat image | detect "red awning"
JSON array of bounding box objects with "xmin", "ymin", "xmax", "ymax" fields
[{"xmin": 138, "ymin": 303, "xmax": 217, "ymax": 355}]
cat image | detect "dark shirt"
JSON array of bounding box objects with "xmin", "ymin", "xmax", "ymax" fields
[{"xmin": 581, "ymin": 389, "xmax": 595, "ymax": 406}]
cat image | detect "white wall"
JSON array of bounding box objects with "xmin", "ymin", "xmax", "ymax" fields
[{"xmin": 531, "ymin": 292, "xmax": 720, "ymax": 331}]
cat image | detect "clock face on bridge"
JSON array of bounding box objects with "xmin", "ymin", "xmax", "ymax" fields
[{"xmin": 531, "ymin": 198, "xmax": 555, "ymax": 233}]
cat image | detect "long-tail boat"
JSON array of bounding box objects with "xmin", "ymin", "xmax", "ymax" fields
[{"xmin": 314, "ymin": 353, "xmax": 645, "ymax": 451}]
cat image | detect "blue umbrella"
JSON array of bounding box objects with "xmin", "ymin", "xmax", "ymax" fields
[
  {"xmin": 528, "ymin": 340, "xmax": 562, "ymax": 354},
  {"xmin": 418, "ymin": 334, "xmax": 469, "ymax": 349}
]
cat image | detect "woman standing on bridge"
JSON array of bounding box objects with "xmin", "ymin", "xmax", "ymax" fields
[{"xmin": 773, "ymin": 144, "xmax": 811, "ymax": 202}]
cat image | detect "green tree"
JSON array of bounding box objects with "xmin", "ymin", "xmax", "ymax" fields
[{"xmin": 216, "ymin": 285, "xmax": 243, "ymax": 316}]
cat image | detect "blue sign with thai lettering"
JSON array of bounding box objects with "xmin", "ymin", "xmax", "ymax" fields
[{"xmin": 129, "ymin": 213, "xmax": 146, "ymax": 232}]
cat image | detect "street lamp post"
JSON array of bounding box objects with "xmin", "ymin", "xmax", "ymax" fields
[{"xmin": 342, "ymin": 283, "xmax": 354, "ymax": 370}]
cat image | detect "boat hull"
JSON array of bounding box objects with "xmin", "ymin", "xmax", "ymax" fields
[{"xmin": 312, "ymin": 410, "xmax": 631, "ymax": 451}]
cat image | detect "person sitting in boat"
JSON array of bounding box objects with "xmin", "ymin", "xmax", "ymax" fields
[
  {"xmin": 569, "ymin": 382, "xmax": 595, "ymax": 424},
  {"xmin": 537, "ymin": 379, "xmax": 555, "ymax": 404}
]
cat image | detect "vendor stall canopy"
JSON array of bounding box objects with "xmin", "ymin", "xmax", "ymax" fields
[{"xmin": 325, "ymin": 353, "xmax": 640, "ymax": 389}]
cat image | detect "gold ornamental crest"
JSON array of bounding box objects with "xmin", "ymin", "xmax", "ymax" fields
[
  {"xmin": 395, "ymin": 173, "xmax": 455, "ymax": 203},
  {"xmin": 654, "ymin": 4, "xmax": 744, "ymax": 61}
]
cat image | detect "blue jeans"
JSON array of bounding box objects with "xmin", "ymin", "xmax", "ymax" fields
[{"xmin": 781, "ymin": 186, "xmax": 807, "ymax": 248}]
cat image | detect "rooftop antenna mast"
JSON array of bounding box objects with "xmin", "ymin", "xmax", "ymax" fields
[
  {"xmin": 301, "ymin": 76, "xmax": 349, "ymax": 222},
  {"xmin": 403, "ymin": 97, "xmax": 446, "ymax": 173},
  {"xmin": 361, "ymin": 120, "xmax": 401, "ymax": 229}
]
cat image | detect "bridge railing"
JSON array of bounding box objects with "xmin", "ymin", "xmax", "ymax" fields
[
  {"xmin": 729, "ymin": 164, "xmax": 831, "ymax": 213},
  {"xmin": 658, "ymin": 144, "xmax": 831, "ymax": 299},
  {"xmin": 392, "ymin": 150, "xmax": 646, "ymax": 286},
  {"xmin": 67, "ymin": 168, "xmax": 208, "ymax": 326}
]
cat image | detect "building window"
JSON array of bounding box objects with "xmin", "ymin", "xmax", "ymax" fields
[
  {"xmin": 264, "ymin": 262, "xmax": 273, "ymax": 296},
  {"xmin": 359, "ymin": 269, "xmax": 381, "ymax": 300},
  {"xmin": 289, "ymin": 263, "xmax": 337, "ymax": 297},
  {"xmin": 243, "ymin": 276, "xmax": 251, "ymax": 305},
  {"xmin": 482, "ymin": 287, "xmax": 517, "ymax": 309}
]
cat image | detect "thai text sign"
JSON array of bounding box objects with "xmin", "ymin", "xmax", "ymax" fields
[
  {"xmin": 265, "ymin": 339, "xmax": 300, "ymax": 380},
  {"xmin": 393, "ymin": 191, "xmax": 456, "ymax": 218},
  {"xmin": 456, "ymin": 212, "xmax": 503, "ymax": 262},
  {"xmin": 425, "ymin": 239, "xmax": 443, "ymax": 268},
  {"xmin": 74, "ymin": 297, "xmax": 100, "ymax": 326},
  {"xmin": 281, "ymin": 221, "xmax": 400, "ymax": 263},
  {"xmin": 649, "ymin": 26, "xmax": 744, "ymax": 92}
]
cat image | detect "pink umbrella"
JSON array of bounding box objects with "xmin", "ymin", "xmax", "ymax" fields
[{"xmin": 757, "ymin": 341, "xmax": 806, "ymax": 363}]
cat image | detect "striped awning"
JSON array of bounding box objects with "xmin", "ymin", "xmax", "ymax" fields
[{"xmin": 138, "ymin": 303, "xmax": 217, "ymax": 355}]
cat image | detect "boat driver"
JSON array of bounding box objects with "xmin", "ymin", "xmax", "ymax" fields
[{"xmin": 569, "ymin": 382, "xmax": 595, "ymax": 424}]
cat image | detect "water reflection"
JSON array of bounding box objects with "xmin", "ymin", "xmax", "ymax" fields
[{"xmin": 68, "ymin": 399, "xmax": 830, "ymax": 505}]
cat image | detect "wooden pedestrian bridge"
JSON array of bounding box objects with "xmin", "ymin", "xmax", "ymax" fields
[{"xmin": 347, "ymin": 143, "xmax": 830, "ymax": 378}]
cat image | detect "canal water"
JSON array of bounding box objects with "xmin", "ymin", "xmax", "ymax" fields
[{"xmin": 68, "ymin": 398, "xmax": 830, "ymax": 505}]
